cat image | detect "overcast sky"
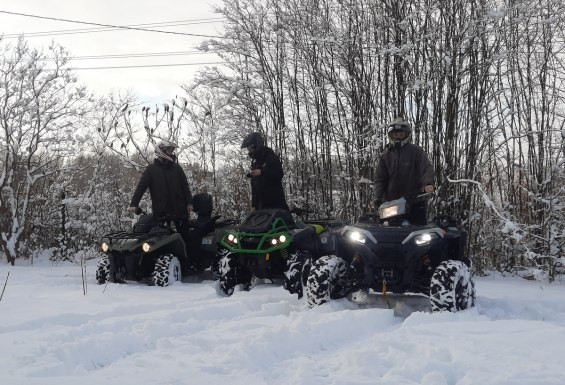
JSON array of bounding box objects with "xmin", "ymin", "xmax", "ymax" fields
[{"xmin": 0, "ymin": 0, "xmax": 224, "ymax": 104}]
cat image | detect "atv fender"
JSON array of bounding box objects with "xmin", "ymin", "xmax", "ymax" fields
[
  {"xmin": 318, "ymin": 232, "xmax": 339, "ymax": 256},
  {"xmin": 290, "ymin": 226, "xmax": 321, "ymax": 257}
]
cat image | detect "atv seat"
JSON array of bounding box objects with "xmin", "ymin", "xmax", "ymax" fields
[
  {"xmin": 132, "ymin": 214, "xmax": 160, "ymax": 233},
  {"xmin": 188, "ymin": 193, "xmax": 217, "ymax": 233},
  {"xmin": 192, "ymin": 192, "xmax": 213, "ymax": 220}
]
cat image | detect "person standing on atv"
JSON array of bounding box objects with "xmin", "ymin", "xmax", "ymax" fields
[
  {"xmin": 374, "ymin": 118, "xmax": 435, "ymax": 225},
  {"xmin": 241, "ymin": 132, "xmax": 290, "ymax": 211},
  {"xmin": 128, "ymin": 140, "xmax": 194, "ymax": 251}
]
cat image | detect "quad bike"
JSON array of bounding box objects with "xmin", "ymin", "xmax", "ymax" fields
[
  {"xmin": 96, "ymin": 193, "xmax": 235, "ymax": 287},
  {"xmin": 305, "ymin": 194, "xmax": 476, "ymax": 312},
  {"xmin": 217, "ymin": 208, "xmax": 344, "ymax": 297}
]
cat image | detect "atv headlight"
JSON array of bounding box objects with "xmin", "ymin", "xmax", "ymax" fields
[
  {"xmin": 227, "ymin": 233, "xmax": 238, "ymax": 244},
  {"xmin": 402, "ymin": 228, "xmax": 444, "ymax": 245},
  {"xmin": 347, "ymin": 230, "xmax": 366, "ymax": 244},
  {"xmin": 380, "ymin": 205, "xmax": 400, "ymax": 219},
  {"xmin": 142, "ymin": 242, "xmax": 151, "ymax": 252},
  {"xmin": 342, "ymin": 226, "xmax": 377, "ymax": 245},
  {"xmin": 269, "ymin": 234, "xmax": 288, "ymax": 246},
  {"xmin": 101, "ymin": 242, "xmax": 109, "ymax": 253},
  {"xmin": 414, "ymin": 233, "xmax": 439, "ymax": 246}
]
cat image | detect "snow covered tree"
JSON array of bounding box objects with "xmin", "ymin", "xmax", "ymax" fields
[
  {"xmin": 0, "ymin": 39, "xmax": 91, "ymax": 265},
  {"xmin": 197, "ymin": 0, "xmax": 565, "ymax": 276}
]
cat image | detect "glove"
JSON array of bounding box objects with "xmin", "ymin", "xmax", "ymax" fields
[
  {"xmin": 187, "ymin": 204, "xmax": 194, "ymax": 213},
  {"xmin": 423, "ymin": 185, "xmax": 435, "ymax": 193}
]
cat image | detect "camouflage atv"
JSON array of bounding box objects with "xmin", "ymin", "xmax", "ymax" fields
[{"xmin": 218, "ymin": 208, "xmax": 343, "ymax": 297}]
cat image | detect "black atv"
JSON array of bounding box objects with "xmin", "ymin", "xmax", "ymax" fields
[
  {"xmin": 218, "ymin": 208, "xmax": 344, "ymax": 297},
  {"xmin": 95, "ymin": 193, "xmax": 235, "ymax": 287},
  {"xmin": 305, "ymin": 195, "xmax": 476, "ymax": 312}
]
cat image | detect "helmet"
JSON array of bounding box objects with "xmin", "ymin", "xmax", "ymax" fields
[
  {"xmin": 241, "ymin": 132, "xmax": 264, "ymax": 157},
  {"xmin": 387, "ymin": 118, "xmax": 411, "ymax": 147},
  {"xmin": 155, "ymin": 139, "xmax": 178, "ymax": 162}
]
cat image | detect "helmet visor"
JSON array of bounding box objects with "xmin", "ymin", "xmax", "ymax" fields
[{"xmin": 389, "ymin": 124, "xmax": 409, "ymax": 131}]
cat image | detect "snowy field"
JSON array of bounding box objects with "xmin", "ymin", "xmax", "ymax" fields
[{"xmin": 1, "ymin": 259, "xmax": 565, "ymax": 385}]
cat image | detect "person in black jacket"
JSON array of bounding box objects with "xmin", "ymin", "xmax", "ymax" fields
[
  {"xmin": 129, "ymin": 140, "xmax": 193, "ymax": 218},
  {"xmin": 128, "ymin": 140, "xmax": 194, "ymax": 257},
  {"xmin": 374, "ymin": 118, "xmax": 435, "ymax": 225},
  {"xmin": 241, "ymin": 132, "xmax": 289, "ymax": 211}
]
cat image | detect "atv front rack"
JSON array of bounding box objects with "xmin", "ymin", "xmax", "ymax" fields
[
  {"xmin": 220, "ymin": 216, "xmax": 293, "ymax": 254},
  {"xmin": 103, "ymin": 228, "xmax": 171, "ymax": 241}
]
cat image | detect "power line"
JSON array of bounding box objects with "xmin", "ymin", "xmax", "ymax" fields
[
  {"xmin": 0, "ymin": 10, "xmax": 225, "ymax": 39},
  {"xmin": 69, "ymin": 51, "xmax": 212, "ymax": 60},
  {"xmin": 1, "ymin": 18, "xmax": 226, "ymax": 39},
  {"xmin": 66, "ymin": 61, "xmax": 227, "ymax": 70},
  {"xmin": 11, "ymin": 50, "xmax": 220, "ymax": 61}
]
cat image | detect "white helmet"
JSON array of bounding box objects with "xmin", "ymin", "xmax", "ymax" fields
[
  {"xmin": 154, "ymin": 140, "xmax": 178, "ymax": 162},
  {"xmin": 387, "ymin": 118, "xmax": 411, "ymax": 147}
]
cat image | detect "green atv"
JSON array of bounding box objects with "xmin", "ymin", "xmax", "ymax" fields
[{"xmin": 218, "ymin": 208, "xmax": 343, "ymax": 297}]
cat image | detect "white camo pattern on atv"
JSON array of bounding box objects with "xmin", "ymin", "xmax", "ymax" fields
[
  {"xmin": 95, "ymin": 256, "xmax": 110, "ymax": 284},
  {"xmin": 430, "ymin": 260, "xmax": 476, "ymax": 312},
  {"xmin": 212, "ymin": 247, "xmax": 229, "ymax": 281},
  {"xmin": 219, "ymin": 253, "xmax": 237, "ymax": 295},
  {"xmin": 306, "ymin": 255, "xmax": 349, "ymax": 308},
  {"xmin": 152, "ymin": 254, "xmax": 182, "ymax": 287},
  {"xmin": 219, "ymin": 252, "xmax": 251, "ymax": 295},
  {"xmin": 283, "ymin": 251, "xmax": 309, "ymax": 297}
]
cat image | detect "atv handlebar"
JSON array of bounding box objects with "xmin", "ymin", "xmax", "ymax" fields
[
  {"xmin": 215, "ymin": 219, "xmax": 238, "ymax": 227},
  {"xmin": 134, "ymin": 207, "xmax": 146, "ymax": 215},
  {"xmin": 408, "ymin": 191, "xmax": 434, "ymax": 200},
  {"xmin": 290, "ymin": 207, "xmax": 313, "ymax": 217}
]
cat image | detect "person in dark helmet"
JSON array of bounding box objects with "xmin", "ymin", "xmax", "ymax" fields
[
  {"xmin": 129, "ymin": 140, "xmax": 193, "ymax": 217},
  {"xmin": 241, "ymin": 131, "xmax": 289, "ymax": 211},
  {"xmin": 128, "ymin": 140, "xmax": 194, "ymax": 259},
  {"xmin": 374, "ymin": 118, "xmax": 435, "ymax": 225}
]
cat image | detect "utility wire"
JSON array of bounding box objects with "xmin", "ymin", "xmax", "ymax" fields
[
  {"xmin": 69, "ymin": 51, "xmax": 212, "ymax": 60},
  {"xmin": 0, "ymin": 10, "xmax": 225, "ymax": 39},
  {"xmin": 66, "ymin": 61, "xmax": 227, "ymax": 70},
  {"xmin": 1, "ymin": 18, "xmax": 225, "ymax": 38},
  {"xmin": 12, "ymin": 50, "xmax": 220, "ymax": 61}
]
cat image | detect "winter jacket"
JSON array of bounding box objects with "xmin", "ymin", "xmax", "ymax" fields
[
  {"xmin": 249, "ymin": 147, "xmax": 289, "ymax": 211},
  {"xmin": 375, "ymin": 142, "xmax": 435, "ymax": 202},
  {"xmin": 130, "ymin": 159, "xmax": 193, "ymax": 220}
]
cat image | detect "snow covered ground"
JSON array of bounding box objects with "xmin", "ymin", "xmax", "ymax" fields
[{"xmin": 1, "ymin": 259, "xmax": 565, "ymax": 385}]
